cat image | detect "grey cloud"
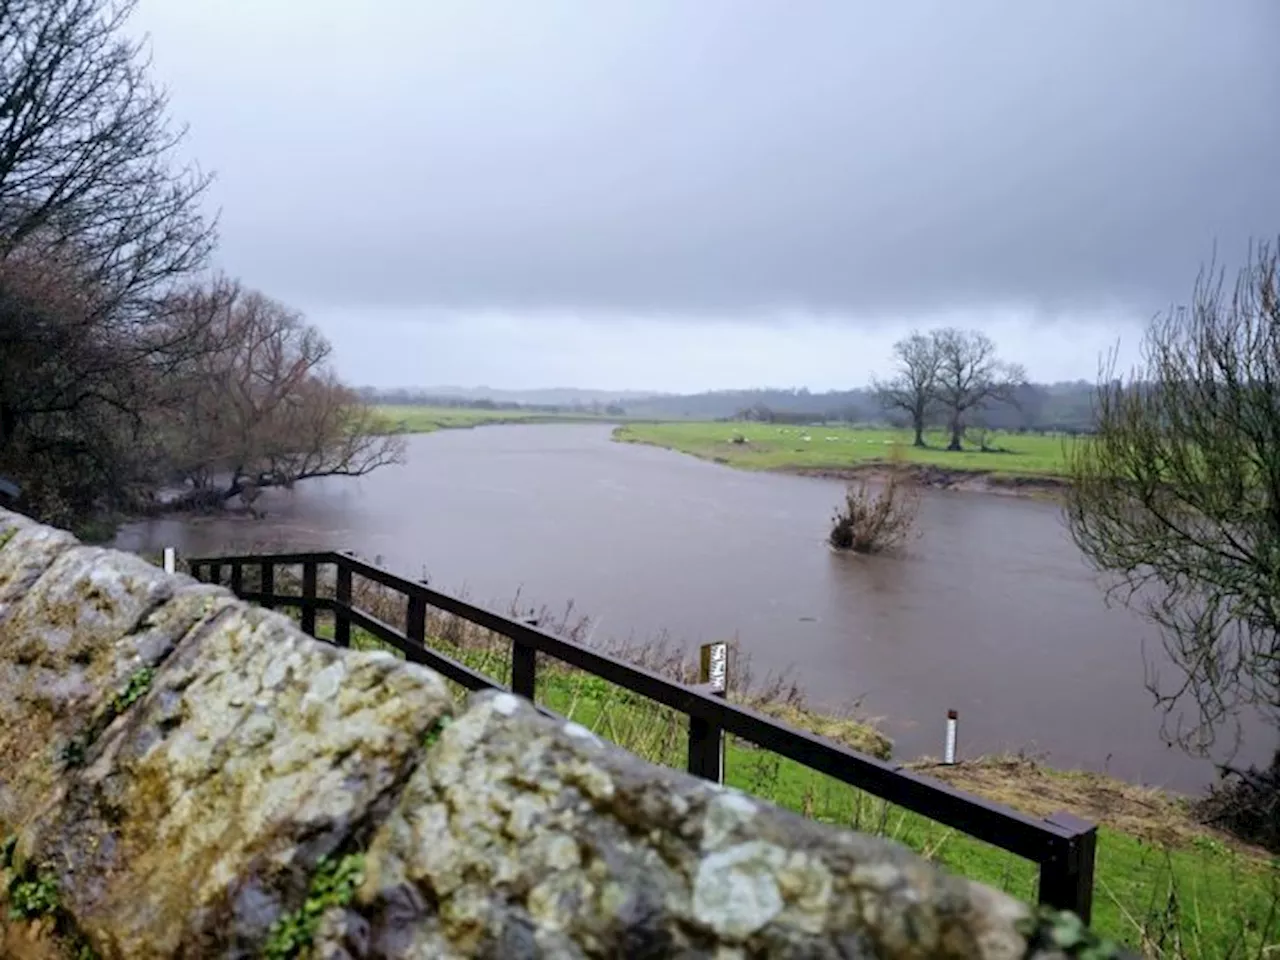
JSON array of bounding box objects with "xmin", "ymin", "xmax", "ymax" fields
[{"xmin": 139, "ymin": 0, "xmax": 1280, "ymax": 318}]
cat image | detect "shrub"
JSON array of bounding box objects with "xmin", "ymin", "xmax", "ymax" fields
[
  {"xmin": 1194, "ymin": 749, "xmax": 1280, "ymax": 852},
  {"xmin": 829, "ymin": 467, "xmax": 919, "ymax": 554}
]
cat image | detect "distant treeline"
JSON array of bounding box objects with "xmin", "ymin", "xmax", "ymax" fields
[
  {"xmin": 358, "ymin": 389, "xmax": 628, "ymax": 417},
  {"xmin": 360, "ymin": 382, "xmax": 1099, "ymax": 434}
]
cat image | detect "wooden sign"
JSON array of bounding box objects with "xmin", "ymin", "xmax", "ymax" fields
[{"xmin": 699, "ymin": 641, "xmax": 728, "ymax": 696}]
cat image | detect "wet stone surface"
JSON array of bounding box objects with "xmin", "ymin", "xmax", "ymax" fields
[
  {"xmin": 335, "ymin": 690, "xmax": 1039, "ymax": 960},
  {"xmin": 0, "ymin": 541, "xmax": 236, "ymax": 833},
  {"xmin": 13, "ymin": 599, "xmax": 454, "ymax": 959}
]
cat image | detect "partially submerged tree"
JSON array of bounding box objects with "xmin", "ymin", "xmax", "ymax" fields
[
  {"xmin": 163, "ymin": 281, "xmax": 405, "ymax": 509},
  {"xmin": 1064, "ymin": 240, "xmax": 1280, "ymax": 757},
  {"xmin": 873, "ymin": 332, "xmax": 942, "ymax": 447},
  {"xmin": 0, "ymin": 249, "xmax": 188, "ymax": 523},
  {"xmin": 932, "ymin": 329, "xmax": 1025, "ymax": 451},
  {"xmin": 829, "ymin": 448, "xmax": 920, "ymax": 553}
]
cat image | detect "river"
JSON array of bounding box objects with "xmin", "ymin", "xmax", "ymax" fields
[{"xmin": 112, "ymin": 423, "xmax": 1274, "ymax": 793}]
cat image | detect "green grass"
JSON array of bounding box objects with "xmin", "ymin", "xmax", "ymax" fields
[
  {"xmin": 307, "ymin": 607, "xmax": 1275, "ymax": 958},
  {"xmin": 614, "ymin": 421, "xmax": 1076, "ymax": 479},
  {"xmin": 375, "ymin": 404, "xmax": 621, "ymax": 434}
]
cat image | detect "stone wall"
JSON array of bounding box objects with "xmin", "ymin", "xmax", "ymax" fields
[{"xmin": 0, "ymin": 507, "xmax": 1092, "ymax": 959}]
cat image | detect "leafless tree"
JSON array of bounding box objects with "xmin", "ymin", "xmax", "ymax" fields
[
  {"xmin": 0, "ymin": 249, "xmax": 181, "ymax": 523},
  {"xmin": 931, "ymin": 328, "xmax": 1025, "ymax": 451},
  {"xmin": 1064, "ymin": 240, "xmax": 1280, "ymax": 757},
  {"xmin": 163, "ymin": 281, "xmax": 405, "ymax": 508},
  {"xmin": 0, "ymin": 0, "xmax": 214, "ymax": 312},
  {"xmin": 0, "ymin": 0, "xmax": 215, "ymax": 522},
  {"xmin": 873, "ymin": 332, "xmax": 942, "ymax": 447}
]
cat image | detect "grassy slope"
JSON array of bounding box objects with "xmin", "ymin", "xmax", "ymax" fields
[
  {"xmin": 327, "ymin": 614, "xmax": 1274, "ymax": 957},
  {"xmin": 614, "ymin": 421, "xmax": 1073, "ymax": 479},
  {"xmin": 376, "ymin": 404, "xmax": 619, "ymax": 434}
]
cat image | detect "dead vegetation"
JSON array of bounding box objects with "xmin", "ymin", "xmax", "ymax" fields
[
  {"xmin": 291, "ymin": 561, "xmax": 895, "ymax": 759},
  {"xmin": 911, "ymin": 751, "xmax": 1270, "ymax": 857},
  {"xmin": 1194, "ymin": 750, "xmax": 1280, "ymax": 854},
  {"xmin": 829, "ymin": 449, "xmax": 921, "ymax": 553}
]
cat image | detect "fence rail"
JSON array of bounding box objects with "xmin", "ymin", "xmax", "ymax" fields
[{"xmin": 189, "ymin": 548, "xmax": 1097, "ymax": 922}]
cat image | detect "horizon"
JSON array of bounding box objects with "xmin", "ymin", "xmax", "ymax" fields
[{"xmin": 372, "ymin": 377, "xmax": 1099, "ymax": 400}]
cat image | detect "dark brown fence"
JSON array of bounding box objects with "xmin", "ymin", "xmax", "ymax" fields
[{"xmin": 189, "ymin": 548, "xmax": 1098, "ymax": 922}]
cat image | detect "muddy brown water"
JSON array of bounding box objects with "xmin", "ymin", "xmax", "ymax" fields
[{"xmin": 113, "ymin": 423, "xmax": 1275, "ymax": 794}]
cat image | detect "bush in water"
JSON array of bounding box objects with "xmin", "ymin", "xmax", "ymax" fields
[{"xmin": 829, "ymin": 467, "xmax": 919, "ymax": 554}]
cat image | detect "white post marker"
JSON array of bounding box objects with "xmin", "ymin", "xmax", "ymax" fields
[
  {"xmin": 944, "ymin": 709, "xmax": 958, "ymax": 765},
  {"xmin": 163, "ymin": 547, "xmax": 176, "ymax": 575},
  {"xmin": 698, "ymin": 641, "xmax": 729, "ymax": 783}
]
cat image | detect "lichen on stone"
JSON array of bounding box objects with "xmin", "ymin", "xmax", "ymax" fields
[
  {"xmin": 0, "ymin": 520, "xmax": 79, "ymax": 625},
  {"xmin": 17, "ymin": 602, "xmax": 454, "ymax": 957},
  {"xmin": 0, "ymin": 548, "xmax": 235, "ymax": 830},
  {"xmin": 343, "ymin": 689, "xmax": 1048, "ymax": 959}
]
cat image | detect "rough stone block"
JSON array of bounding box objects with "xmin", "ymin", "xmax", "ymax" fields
[
  {"xmin": 0, "ymin": 545, "xmax": 234, "ymax": 830},
  {"xmin": 0, "ymin": 508, "xmax": 79, "ymax": 621},
  {"xmin": 336, "ymin": 690, "xmax": 1035, "ymax": 960},
  {"xmin": 15, "ymin": 604, "xmax": 455, "ymax": 959}
]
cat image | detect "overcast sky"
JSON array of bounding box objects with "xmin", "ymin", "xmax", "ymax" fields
[{"xmin": 133, "ymin": 0, "xmax": 1280, "ymax": 392}]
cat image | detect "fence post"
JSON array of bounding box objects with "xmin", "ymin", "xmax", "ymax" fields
[
  {"xmin": 1038, "ymin": 811, "xmax": 1097, "ymax": 924},
  {"xmin": 260, "ymin": 562, "xmax": 275, "ymax": 609},
  {"xmin": 334, "ymin": 555, "xmax": 352, "ymax": 648},
  {"xmin": 511, "ymin": 639, "xmax": 536, "ymax": 701},
  {"xmin": 163, "ymin": 547, "xmax": 176, "ymax": 575},
  {"xmin": 229, "ymin": 562, "xmax": 243, "ymax": 596},
  {"xmin": 406, "ymin": 589, "xmax": 426, "ymax": 648},
  {"xmin": 687, "ymin": 641, "xmax": 728, "ymax": 782},
  {"xmin": 301, "ymin": 561, "xmax": 318, "ymax": 636}
]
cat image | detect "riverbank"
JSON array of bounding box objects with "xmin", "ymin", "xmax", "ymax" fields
[
  {"xmin": 613, "ymin": 421, "xmax": 1073, "ymax": 496},
  {"xmin": 376, "ymin": 404, "xmax": 624, "ymax": 433},
  {"xmin": 379, "ymin": 409, "xmax": 1078, "ymax": 496}
]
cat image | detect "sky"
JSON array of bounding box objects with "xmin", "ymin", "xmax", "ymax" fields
[{"xmin": 133, "ymin": 0, "xmax": 1280, "ymax": 393}]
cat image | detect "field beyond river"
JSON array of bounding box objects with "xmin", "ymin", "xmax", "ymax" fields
[
  {"xmin": 376, "ymin": 405, "xmax": 1075, "ymax": 494},
  {"xmin": 613, "ymin": 421, "xmax": 1072, "ymax": 493}
]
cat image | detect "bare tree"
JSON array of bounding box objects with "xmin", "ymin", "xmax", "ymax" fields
[
  {"xmin": 0, "ymin": 0, "xmax": 215, "ymax": 523},
  {"xmin": 0, "ymin": 249, "xmax": 179, "ymax": 523},
  {"xmin": 873, "ymin": 332, "xmax": 942, "ymax": 447},
  {"xmin": 0, "ymin": 0, "xmax": 214, "ymax": 309},
  {"xmin": 164, "ymin": 282, "xmax": 405, "ymax": 509},
  {"xmin": 931, "ymin": 328, "xmax": 1025, "ymax": 451},
  {"xmin": 1064, "ymin": 240, "xmax": 1280, "ymax": 756}
]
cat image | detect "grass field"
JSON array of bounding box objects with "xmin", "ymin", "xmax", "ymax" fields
[
  {"xmin": 614, "ymin": 421, "xmax": 1075, "ymax": 479},
  {"xmin": 279, "ymin": 573, "xmax": 1277, "ymax": 959},
  {"xmin": 376, "ymin": 404, "xmax": 619, "ymax": 434}
]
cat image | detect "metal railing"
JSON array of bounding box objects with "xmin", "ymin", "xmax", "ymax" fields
[{"xmin": 189, "ymin": 548, "xmax": 1098, "ymax": 922}]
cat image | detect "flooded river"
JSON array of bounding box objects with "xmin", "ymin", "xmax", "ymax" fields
[{"xmin": 113, "ymin": 424, "xmax": 1274, "ymax": 793}]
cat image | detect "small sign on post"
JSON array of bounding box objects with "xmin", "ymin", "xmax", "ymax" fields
[
  {"xmin": 692, "ymin": 641, "xmax": 729, "ymax": 783},
  {"xmin": 163, "ymin": 547, "xmax": 176, "ymax": 575},
  {"xmin": 700, "ymin": 640, "xmax": 728, "ymax": 695}
]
